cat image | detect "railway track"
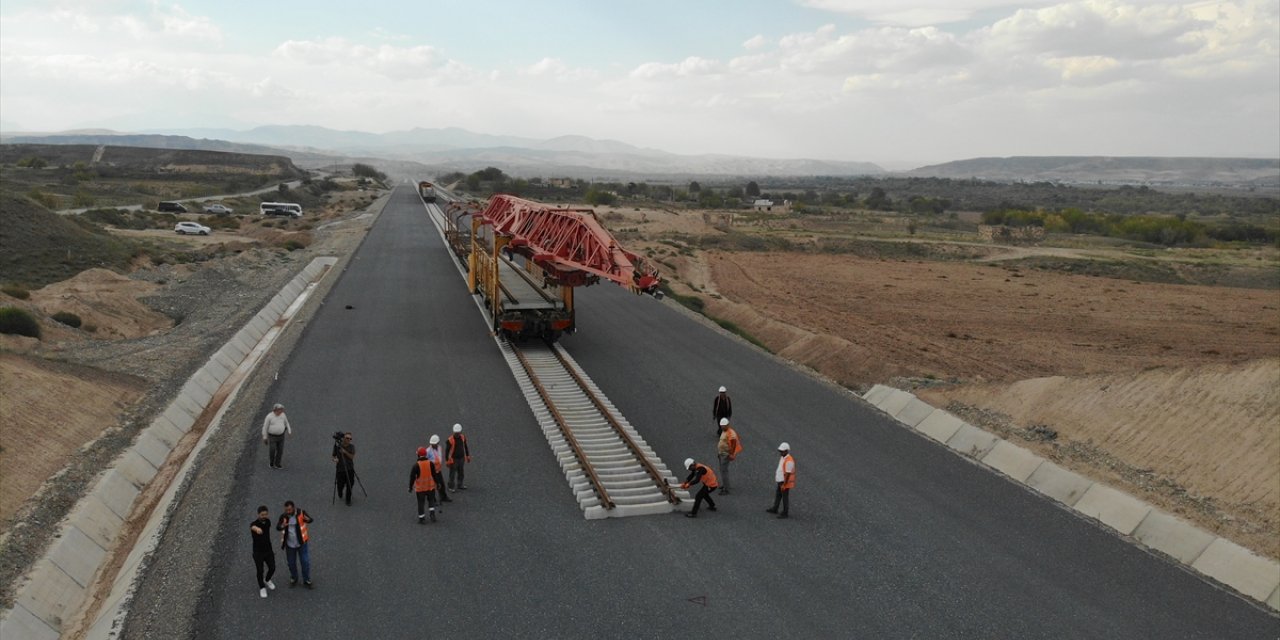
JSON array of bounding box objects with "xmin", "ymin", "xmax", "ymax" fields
[{"xmin": 498, "ymin": 340, "xmax": 690, "ymax": 519}]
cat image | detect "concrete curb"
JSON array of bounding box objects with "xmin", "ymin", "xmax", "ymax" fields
[
  {"xmin": 0, "ymin": 257, "xmax": 339, "ymax": 640},
  {"xmin": 860, "ymin": 385, "xmax": 1280, "ymax": 612}
]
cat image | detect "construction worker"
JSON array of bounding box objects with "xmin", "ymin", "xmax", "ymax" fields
[
  {"xmin": 427, "ymin": 435, "xmax": 452, "ymax": 506},
  {"xmin": 446, "ymin": 423, "xmax": 472, "ymax": 490},
  {"xmin": 680, "ymin": 458, "xmax": 719, "ymax": 518},
  {"xmin": 409, "ymin": 447, "xmax": 438, "ymax": 523},
  {"xmin": 713, "ymin": 386, "xmax": 732, "ymax": 436},
  {"xmin": 716, "ymin": 418, "xmax": 743, "ymax": 495},
  {"xmin": 276, "ymin": 500, "xmax": 314, "ymax": 588},
  {"xmin": 767, "ymin": 443, "xmax": 796, "ymax": 519}
]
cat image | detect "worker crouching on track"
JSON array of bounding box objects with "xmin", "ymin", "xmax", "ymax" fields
[
  {"xmin": 716, "ymin": 418, "xmax": 743, "ymax": 495},
  {"xmin": 446, "ymin": 423, "xmax": 471, "ymax": 490},
  {"xmin": 766, "ymin": 443, "xmax": 796, "ymax": 519},
  {"xmin": 681, "ymin": 458, "xmax": 719, "ymax": 518},
  {"xmin": 409, "ymin": 447, "xmax": 438, "ymax": 524}
]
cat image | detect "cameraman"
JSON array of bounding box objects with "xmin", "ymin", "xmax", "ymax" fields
[{"xmin": 331, "ymin": 432, "xmax": 356, "ymax": 506}]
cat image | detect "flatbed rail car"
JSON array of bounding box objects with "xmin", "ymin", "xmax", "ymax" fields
[
  {"xmin": 436, "ymin": 192, "xmax": 661, "ymax": 342},
  {"xmin": 418, "ymin": 181, "xmax": 438, "ymax": 202}
]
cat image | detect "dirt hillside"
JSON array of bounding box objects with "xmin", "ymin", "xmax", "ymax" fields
[
  {"xmin": 0, "ymin": 354, "xmax": 147, "ymax": 522},
  {"xmin": 919, "ymin": 360, "xmax": 1280, "ymax": 557}
]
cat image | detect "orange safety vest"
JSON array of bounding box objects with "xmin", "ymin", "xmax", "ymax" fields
[
  {"xmin": 780, "ymin": 454, "xmax": 796, "ymax": 490},
  {"xmin": 447, "ymin": 434, "xmax": 467, "ymax": 465},
  {"xmin": 725, "ymin": 428, "xmax": 743, "ymax": 459},
  {"xmin": 414, "ymin": 459, "xmax": 436, "ymax": 492},
  {"xmin": 696, "ymin": 463, "xmax": 719, "ymax": 489},
  {"xmin": 280, "ymin": 511, "xmax": 310, "ymax": 548}
]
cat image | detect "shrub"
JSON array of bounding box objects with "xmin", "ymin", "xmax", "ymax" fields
[
  {"xmin": 51, "ymin": 311, "xmax": 82, "ymax": 328},
  {"xmin": 2, "ymin": 285, "xmax": 30, "ymax": 300},
  {"xmin": 282, "ymin": 240, "xmax": 305, "ymax": 251},
  {"xmin": 0, "ymin": 307, "xmax": 41, "ymax": 338}
]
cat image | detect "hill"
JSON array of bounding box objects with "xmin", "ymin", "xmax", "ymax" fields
[
  {"xmin": 4, "ymin": 128, "xmax": 884, "ymax": 178},
  {"xmin": 906, "ymin": 156, "xmax": 1280, "ymax": 189},
  {"xmin": 0, "ymin": 194, "xmax": 138, "ymax": 288}
]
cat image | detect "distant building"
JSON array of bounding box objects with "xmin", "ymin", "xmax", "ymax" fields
[
  {"xmin": 548, "ymin": 178, "xmax": 574, "ymax": 188},
  {"xmin": 753, "ymin": 199, "xmax": 774, "ymax": 211}
]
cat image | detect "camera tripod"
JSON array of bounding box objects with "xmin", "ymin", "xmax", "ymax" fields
[{"xmin": 332, "ymin": 462, "xmax": 368, "ymax": 505}]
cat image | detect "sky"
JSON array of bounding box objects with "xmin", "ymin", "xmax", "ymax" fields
[{"xmin": 0, "ymin": 0, "xmax": 1277, "ymax": 167}]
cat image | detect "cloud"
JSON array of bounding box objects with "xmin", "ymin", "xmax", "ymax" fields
[
  {"xmin": 630, "ymin": 56, "xmax": 723, "ymax": 79},
  {"xmin": 743, "ymin": 34, "xmax": 768, "ymax": 50},
  {"xmin": 273, "ymin": 38, "xmax": 443, "ymax": 80},
  {"xmin": 796, "ymin": 0, "xmax": 1061, "ymax": 26}
]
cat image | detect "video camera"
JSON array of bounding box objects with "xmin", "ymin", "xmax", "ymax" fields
[{"xmin": 332, "ymin": 431, "xmax": 345, "ymax": 443}]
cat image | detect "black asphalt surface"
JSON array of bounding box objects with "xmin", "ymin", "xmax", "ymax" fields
[{"xmin": 198, "ymin": 186, "xmax": 1277, "ymax": 639}]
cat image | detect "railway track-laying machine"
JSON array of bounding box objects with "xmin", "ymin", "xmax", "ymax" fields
[{"xmin": 433, "ymin": 191, "xmax": 662, "ymax": 342}]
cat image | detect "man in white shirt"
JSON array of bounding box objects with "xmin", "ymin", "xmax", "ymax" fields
[
  {"xmin": 766, "ymin": 442, "xmax": 796, "ymax": 519},
  {"xmin": 261, "ymin": 403, "xmax": 292, "ymax": 469}
]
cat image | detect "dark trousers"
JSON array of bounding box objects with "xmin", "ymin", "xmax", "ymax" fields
[
  {"xmin": 253, "ymin": 551, "xmax": 276, "ymax": 588},
  {"xmin": 284, "ymin": 544, "xmax": 310, "ymax": 583},
  {"xmin": 771, "ymin": 484, "xmax": 791, "ymax": 515},
  {"xmin": 415, "ymin": 491, "xmax": 438, "ymax": 517},
  {"xmin": 335, "ymin": 468, "xmax": 354, "ymax": 503},
  {"xmin": 433, "ymin": 471, "xmax": 450, "ymax": 502},
  {"xmin": 447, "ymin": 460, "xmax": 465, "ymax": 488},
  {"xmin": 691, "ymin": 484, "xmax": 716, "ymax": 515},
  {"xmin": 267, "ymin": 435, "xmax": 285, "ymax": 467}
]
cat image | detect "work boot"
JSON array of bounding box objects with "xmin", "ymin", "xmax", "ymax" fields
[
  {"xmin": 708, "ymin": 505, "xmax": 717, "ymax": 512},
  {"xmin": 448, "ymin": 483, "xmax": 455, "ymax": 490},
  {"xmin": 418, "ymin": 515, "xmax": 425, "ymax": 525},
  {"xmin": 777, "ymin": 513, "xmax": 789, "ymax": 519},
  {"xmin": 429, "ymin": 510, "xmax": 437, "ymax": 522},
  {"xmin": 685, "ymin": 512, "xmax": 698, "ymax": 518},
  {"xmin": 765, "ymin": 508, "xmax": 778, "ymax": 514}
]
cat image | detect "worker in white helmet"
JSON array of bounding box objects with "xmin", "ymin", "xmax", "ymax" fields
[
  {"xmin": 766, "ymin": 443, "xmax": 796, "ymax": 519},
  {"xmin": 716, "ymin": 418, "xmax": 743, "ymax": 495},
  {"xmin": 680, "ymin": 457, "xmax": 719, "ymax": 518},
  {"xmin": 426, "ymin": 434, "xmax": 452, "ymax": 507},
  {"xmin": 446, "ymin": 423, "xmax": 472, "ymax": 490},
  {"xmin": 713, "ymin": 385, "xmax": 732, "ymax": 436}
]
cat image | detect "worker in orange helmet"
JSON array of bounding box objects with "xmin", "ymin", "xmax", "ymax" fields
[
  {"xmin": 680, "ymin": 458, "xmax": 719, "ymax": 518},
  {"xmin": 766, "ymin": 443, "xmax": 796, "ymax": 519},
  {"xmin": 716, "ymin": 418, "xmax": 743, "ymax": 495},
  {"xmin": 409, "ymin": 447, "xmax": 438, "ymax": 524}
]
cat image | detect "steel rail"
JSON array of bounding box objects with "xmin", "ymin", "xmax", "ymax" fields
[
  {"xmin": 510, "ymin": 345, "xmax": 616, "ymax": 510},
  {"xmin": 549, "ymin": 347, "xmax": 682, "ymax": 505}
]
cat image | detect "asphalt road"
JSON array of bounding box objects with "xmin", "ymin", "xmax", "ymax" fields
[{"xmin": 192, "ymin": 186, "xmax": 1276, "ymax": 639}]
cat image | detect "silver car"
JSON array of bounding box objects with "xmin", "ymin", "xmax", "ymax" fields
[
  {"xmin": 175, "ymin": 221, "xmax": 212, "ymax": 236},
  {"xmin": 203, "ymin": 203, "xmax": 233, "ymax": 215}
]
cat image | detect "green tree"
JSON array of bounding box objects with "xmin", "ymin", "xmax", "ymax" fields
[
  {"xmin": 351, "ymin": 163, "xmax": 387, "ymax": 181},
  {"xmin": 688, "ymin": 181, "xmax": 702, "ymax": 193},
  {"xmin": 585, "ymin": 189, "xmax": 617, "ymax": 206},
  {"xmin": 746, "ymin": 181, "xmax": 761, "ymax": 197}
]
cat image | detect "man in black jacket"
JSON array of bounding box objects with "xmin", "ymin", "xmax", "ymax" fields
[
  {"xmin": 713, "ymin": 386, "xmax": 732, "ymax": 436},
  {"xmin": 332, "ymin": 432, "xmax": 356, "ymax": 505},
  {"xmin": 680, "ymin": 458, "xmax": 719, "ymax": 518},
  {"xmin": 250, "ymin": 505, "xmax": 276, "ymax": 598}
]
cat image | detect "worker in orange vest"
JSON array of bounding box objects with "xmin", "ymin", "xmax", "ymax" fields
[
  {"xmin": 409, "ymin": 447, "xmax": 438, "ymax": 523},
  {"xmin": 766, "ymin": 443, "xmax": 796, "ymax": 519},
  {"xmin": 276, "ymin": 500, "xmax": 314, "ymax": 588},
  {"xmin": 680, "ymin": 458, "xmax": 719, "ymax": 518},
  {"xmin": 446, "ymin": 423, "xmax": 472, "ymax": 490},
  {"xmin": 716, "ymin": 418, "xmax": 743, "ymax": 495}
]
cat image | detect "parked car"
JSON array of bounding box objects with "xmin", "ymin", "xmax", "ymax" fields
[
  {"xmin": 158, "ymin": 201, "xmax": 188, "ymax": 213},
  {"xmin": 203, "ymin": 203, "xmax": 233, "ymax": 215},
  {"xmin": 175, "ymin": 221, "xmax": 211, "ymax": 236}
]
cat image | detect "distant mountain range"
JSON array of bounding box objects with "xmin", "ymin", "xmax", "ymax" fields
[
  {"xmin": 3, "ymin": 126, "xmax": 1276, "ymax": 186},
  {"xmin": 0, "ymin": 126, "xmax": 883, "ymax": 179},
  {"xmin": 905, "ymin": 156, "xmax": 1280, "ymax": 188}
]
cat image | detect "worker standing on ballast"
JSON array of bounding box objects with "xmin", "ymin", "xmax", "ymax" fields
[
  {"xmin": 446, "ymin": 423, "xmax": 471, "ymax": 490},
  {"xmin": 767, "ymin": 443, "xmax": 796, "ymax": 519},
  {"xmin": 713, "ymin": 386, "xmax": 732, "ymax": 436},
  {"xmin": 716, "ymin": 418, "xmax": 743, "ymax": 495},
  {"xmin": 409, "ymin": 447, "xmax": 438, "ymax": 524},
  {"xmin": 680, "ymin": 458, "xmax": 719, "ymax": 518}
]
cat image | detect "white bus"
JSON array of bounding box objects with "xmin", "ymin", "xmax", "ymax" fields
[{"xmin": 259, "ymin": 202, "xmax": 303, "ymax": 217}]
